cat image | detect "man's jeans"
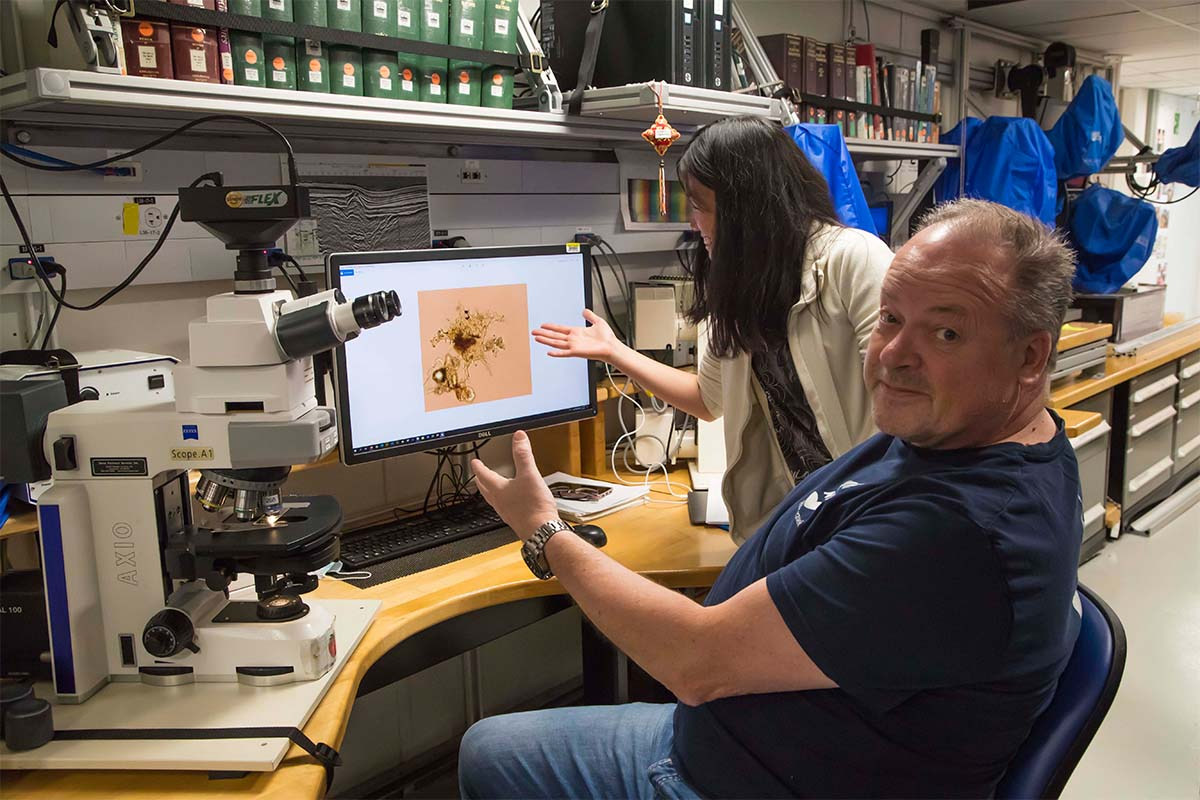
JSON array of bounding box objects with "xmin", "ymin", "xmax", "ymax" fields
[{"xmin": 458, "ymin": 702, "xmax": 704, "ymax": 799}]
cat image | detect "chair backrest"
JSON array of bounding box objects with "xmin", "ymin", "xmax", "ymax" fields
[{"xmin": 995, "ymin": 583, "xmax": 1127, "ymax": 800}]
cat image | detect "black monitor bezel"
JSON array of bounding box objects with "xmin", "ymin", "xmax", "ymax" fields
[{"xmin": 329, "ymin": 244, "xmax": 597, "ymax": 466}]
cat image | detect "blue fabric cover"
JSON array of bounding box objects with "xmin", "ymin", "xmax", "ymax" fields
[
  {"xmin": 935, "ymin": 116, "xmax": 1058, "ymax": 225},
  {"xmin": 995, "ymin": 588, "xmax": 1115, "ymax": 799},
  {"xmin": 1068, "ymin": 184, "xmax": 1157, "ymax": 294},
  {"xmin": 1046, "ymin": 75, "xmax": 1125, "ymax": 179},
  {"xmin": 785, "ymin": 123, "xmax": 877, "ymax": 235},
  {"xmin": 1154, "ymin": 121, "xmax": 1200, "ymax": 187}
]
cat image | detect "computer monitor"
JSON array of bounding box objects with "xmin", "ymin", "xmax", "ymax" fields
[{"xmin": 330, "ymin": 244, "xmax": 597, "ymax": 466}]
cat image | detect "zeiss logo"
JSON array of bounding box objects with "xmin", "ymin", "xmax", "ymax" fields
[{"xmin": 182, "ymin": 425, "xmax": 199, "ymax": 440}]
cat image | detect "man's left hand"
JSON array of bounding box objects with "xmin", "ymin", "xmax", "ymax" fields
[{"xmin": 471, "ymin": 430, "xmax": 561, "ymax": 542}]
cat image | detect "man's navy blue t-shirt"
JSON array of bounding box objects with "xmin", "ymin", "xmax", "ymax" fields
[{"xmin": 673, "ymin": 416, "xmax": 1083, "ymax": 798}]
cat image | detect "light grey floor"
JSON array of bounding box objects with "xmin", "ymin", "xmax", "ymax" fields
[{"xmin": 1063, "ymin": 502, "xmax": 1200, "ymax": 800}]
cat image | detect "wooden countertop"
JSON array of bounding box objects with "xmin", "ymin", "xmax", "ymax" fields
[
  {"xmin": 1058, "ymin": 321, "xmax": 1113, "ymax": 352},
  {"xmin": 2, "ymin": 471, "xmax": 737, "ymax": 800},
  {"xmin": 1060, "ymin": 409, "xmax": 1103, "ymax": 438},
  {"xmin": 1051, "ymin": 323, "xmax": 1200, "ymax": 409}
]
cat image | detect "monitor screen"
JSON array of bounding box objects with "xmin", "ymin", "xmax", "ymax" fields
[{"xmin": 330, "ymin": 244, "xmax": 597, "ymax": 465}]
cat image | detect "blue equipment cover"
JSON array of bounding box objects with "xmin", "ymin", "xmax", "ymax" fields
[
  {"xmin": 935, "ymin": 116, "xmax": 1058, "ymax": 225},
  {"xmin": 1153, "ymin": 121, "xmax": 1200, "ymax": 187},
  {"xmin": 1046, "ymin": 75, "xmax": 1124, "ymax": 179},
  {"xmin": 785, "ymin": 124, "xmax": 878, "ymax": 235},
  {"xmin": 1068, "ymin": 184, "xmax": 1158, "ymax": 294}
]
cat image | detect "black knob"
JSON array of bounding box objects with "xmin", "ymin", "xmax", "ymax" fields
[
  {"xmin": 78, "ymin": 386, "xmax": 100, "ymax": 401},
  {"xmin": 3, "ymin": 697, "xmax": 53, "ymax": 751},
  {"xmin": 0, "ymin": 683, "xmax": 34, "ymax": 739},
  {"xmin": 256, "ymin": 594, "xmax": 307, "ymax": 621},
  {"xmin": 142, "ymin": 608, "xmax": 195, "ymax": 658}
]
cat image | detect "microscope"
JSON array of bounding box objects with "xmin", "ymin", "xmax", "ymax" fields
[{"xmin": 32, "ymin": 179, "xmax": 400, "ymax": 703}]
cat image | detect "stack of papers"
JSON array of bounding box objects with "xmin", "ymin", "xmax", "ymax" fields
[{"xmin": 542, "ymin": 472, "xmax": 649, "ymax": 523}]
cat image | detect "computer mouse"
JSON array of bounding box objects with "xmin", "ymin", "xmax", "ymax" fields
[{"xmin": 572, "ymin": 524, "xmax": 607, "ymax": 548}]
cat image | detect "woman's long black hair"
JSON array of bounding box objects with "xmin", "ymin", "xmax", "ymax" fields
[{"xmin": 677, "ymin": 116, "xmax": 841, "ymax": 357}]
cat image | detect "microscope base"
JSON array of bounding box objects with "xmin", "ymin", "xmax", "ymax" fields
[{"xmin": 0, "ymin": 599, "xmax": 379, "ymax": 773}]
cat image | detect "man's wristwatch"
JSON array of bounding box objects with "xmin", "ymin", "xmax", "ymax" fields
[{"xmin": 521, "ymin": 518, "xmax": 573, "ymax": 580}]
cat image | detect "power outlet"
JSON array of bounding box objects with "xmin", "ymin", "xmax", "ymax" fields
[{"xmin": 459, "ymin": 160, "xmax": 485, "ymax": 184}]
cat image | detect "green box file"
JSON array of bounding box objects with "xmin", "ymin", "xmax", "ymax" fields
[
  {"xmin": 297, "ymin": 38, "xmax": 330, "ymax": 91},
  {"xmin": 328, "ymin": 0, "xmax": 363, "ymax": 31},
  {"xmin": 421, "ymin": 58, "xmax": 447, "ymax": 101},
  {"xmin": 421, "ymin": 0, "xmax": 449, "ymax": 47},
  {"xmin": 363, "ymin": 0, "xmax": 398, "ymax": 37},
  {"xmin": 364, "ymin": 49, "xmax": 399, "ymax": 97},
  {"xmin": 230, "ymin": 31, "xmax": 265, "ymax": 86},
  {"xmin": 480, "ymin": 64, "xmax": 512, "ymax": 108},
  {"xmin": 450, "ymin": 0, "xmax": 483, "ymax": 50},
  {"xmin": 329, "ymin": 45, "xmax": 364, "ymax": 95},
  {"xmin": 448, "ymin": 59, "xmax": 480, "ymax": 105},
  {"xmin": 293, "ymin": 0, "xmax": 327, "ymax": 25},
  {"xmin": 397, "ymin": 57, "xmax": 421, "ymax": 100},
  {"xmin": 396, "ymin": 0, "xmax": 422, "ymax": 38},
  {"xmin": 483, "ymin": 0, "xmax": 516, "ymax": 53},
  {"xmin": 227, "ymin": 0, "xmax": 261, "ymax": 15},
  {"xmin": 262, "ymin": 0, "xmax": 293, "ymax": 21},
  {"xmin": 264, "ymin": 35, "xmax": 297, "ymax": 89}
]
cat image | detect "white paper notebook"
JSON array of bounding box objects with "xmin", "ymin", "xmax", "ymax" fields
[{"xmin": 543, "ymin": 472, "xmax": 649, "ymax": 522}]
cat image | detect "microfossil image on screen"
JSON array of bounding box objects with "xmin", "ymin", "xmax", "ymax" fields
[{"xmin": 418, "ymin": 284, "xmax": 533, "ymax": 411}]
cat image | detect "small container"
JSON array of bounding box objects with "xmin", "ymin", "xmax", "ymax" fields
[
  {"xmin": 448, "ymin": 59, "xmax": 480, "ymax": 105},
  {"xmin": 363, "ymin": 0, "xmax": 398, "ymax": 37},
  {"xmin": 483, "ymin": 0, "xmax": 516, "ymax": 53},
  {"xmin": 293, "ymin": 0, "xmax": 327, "ymax": 25},
  {"xmin": 421, "ymin": 0, "xmax": 449, "ymax": 48},
  {"xmin": 450, "ymin": 0, "xmax": 483, "ymax": 51},
  {"xmin": 329, "ymin": 45, "xmax": 364, "ymax": 95},
  {"xmin": 230, "ymin": 31, "xmax": 266, "ymax": 87},
  {"xmin": 480, "ymin": 64, "xmax": 512, "ymax": 108},
  {"xmin": 226, "ymin": 0, "xmax": 261, "ymax": 14},
  {"xmin": 396, "ymin": 0, "xmax": 422, "ymax": 39},
  {"xmin": 297, "ymin": 38, "xmax": 330, "ymax": 92},
  {"xmin": 328, "ymin": 0, "xmax": 363, "ymax": 31},
  {"xmin": 121, "ymin": 19, "xmax": 173, "ymax": 79},
  {"xmin": 420, "ymin": 57, "xmax": 446, "ymax": 102},
  {"xmin": 262, "ymin": 0, "xmax": 294, "ymax": 21},
  {"xmin": 171, "ymin": 25, "xmax": 221, "ymax": 83},
  {"xmin": 264, "ymin": 35, "xmax": 297, "ymax": 89},
  {"xmin": 364, "ymin": 49, "xmax": 399, "ymax": 98},
  {"xmin": 397, "ymin": 57, "xmax": 420, "ymax": 100}
]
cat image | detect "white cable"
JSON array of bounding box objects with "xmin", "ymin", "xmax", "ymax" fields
[
  {"xmin": 26, "ymin": 276, "xmax": 49, "ymax": 348},
  {"xmin": 605, "ymin": 362, "xmax": 689, "ymax": 504}
]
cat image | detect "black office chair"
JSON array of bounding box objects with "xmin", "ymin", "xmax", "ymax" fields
[{"xmin": 995, "ymin": 583, "xmax": 1127, "ymax": 799}]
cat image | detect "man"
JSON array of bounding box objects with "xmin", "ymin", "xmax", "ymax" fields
[{"xmin": 460, "ymin": 199, "xmax": 1083, "ymax": 799}]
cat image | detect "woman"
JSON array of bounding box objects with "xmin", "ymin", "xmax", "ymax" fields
[{"xmin": 534, "ymin": 116, "xmax": 892, "ymax": 543}]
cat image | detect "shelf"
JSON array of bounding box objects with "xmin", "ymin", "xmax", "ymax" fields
[
  {"xmin": 796, "ymin": 92, "xmax": 941, "ymax": 124},
  {"xmin": 0, "ymin": 70, "xmax": 780, "ymax": 158},
  {"xmin": 844, "ymin": 139, "xmax": 960, "ymax": 160}
]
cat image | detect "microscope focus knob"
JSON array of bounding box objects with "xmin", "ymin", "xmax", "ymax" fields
[{"xmin": 142, "ymin": 609, "xmax": 197, "ymax": 659}]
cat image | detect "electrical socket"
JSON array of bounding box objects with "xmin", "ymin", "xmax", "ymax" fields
[{"xmin": 459, "ymin": 160, "xmax": 485, "ymax": 184}]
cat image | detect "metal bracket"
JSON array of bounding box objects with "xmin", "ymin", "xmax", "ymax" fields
[
  {"xmin": 890, "ymin": 157, "xmax": 947, "ymax": 246},
  {"xmin": 730, "ymin": 2, "xmax": 798, "ymax": 125},
  {"xmin": 516, "ymin": 9, "xmax": 563, "ymax": 113}
]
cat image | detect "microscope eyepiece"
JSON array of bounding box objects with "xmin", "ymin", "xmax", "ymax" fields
[{"xmin": 351, "ymin": 290, "xmax": 401, "ymax": 330}]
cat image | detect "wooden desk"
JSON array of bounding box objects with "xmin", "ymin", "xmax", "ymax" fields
[
  {"xmin": 1050, "ymin": 324, "xmax": 1200, "ymax": 409},
  {"xmin": 2, "ymin": 484, "xmax": 737, "ymax": 800},
  {"xmin": 1059, "ymin": 409, "xmax": 1103, "ymax": 438}
]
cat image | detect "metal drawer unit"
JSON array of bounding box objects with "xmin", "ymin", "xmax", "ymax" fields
[
  {"xmin": 1113, "ymin": 361, "xmax": 1180, "ymax": 512},
  {"xmin": 1175, "ymin": 353, "xmax": 1200, "ymax": 475},
  {"xmin": 1070, "ymin": 419, "xmax": 1111, "ymax": 561}
]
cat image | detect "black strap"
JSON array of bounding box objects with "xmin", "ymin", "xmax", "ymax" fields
[
  {"xmin": 567, "ymin": 0, "xmax": 610, "ymax": 116},
  {"xmin": 52, "ymin": 727, "xmax": 342, "ymax": 790},
  {"xmin": 47, "ymin": 0, "xmax": 68, "ymax": 48}
]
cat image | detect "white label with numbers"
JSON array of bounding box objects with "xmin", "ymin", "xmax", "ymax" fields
[
  {"xmin": 380, "ymin": 77, "xmax": 393, "ymax": 89},
  {"xmin": 427, "ymin": 11, "xmax": 440, "ymax": 27},
  {"xmin": 494, "ymin": 18, "xmax": 508, "ymax": 35},
  {"xmin": 490, "ymin": 84, "xmax": 503, "ymax": 97},
  {"xmin": 373, "ymin": 0, "xmax": 388, "ymax": 17},
  {"xmin": 138, "ymin": 46, "xmax": 157, "ymax": 68},
  {"xmin": 273, "ymin": 69, "xmax": 287, "ymax": 81},
  {"xmin": 460, "ymin": 18, "xmax": 473, "ymax": 35},
  {"xmin": 343, "ymin": 75, "xmax": 356, "ymax": 87},
  {"xmin": 190, "ymin": 50, "xmax": 207, "ymax": 72},
  {"xmin": 245, "ymin": 67, "xmax": 260, "ymax": 81},
  {"xmin": 337, "ymin": 0, "xmax": 351, "ymax": 9},
  {"xmin": 402, "ymin": 78, "xmax": 414, "ymax": 91},
  {"xmin": 458, "ymin": 81, "xmax": 469, "ymax": 94},
  {"xmin": 269, "ymin": 0, "xmax": 284, "ymax": 9},
  {"xmin": 431, "ymin": 83, "xmax": 441, "ymax": 94},
  {"xmin": 399, "ymin": 9, "xmax": 412, "ymax": 27},
  {"xmin": 309, "ymin": 70, "xmax": 322, "ymax": 81}
]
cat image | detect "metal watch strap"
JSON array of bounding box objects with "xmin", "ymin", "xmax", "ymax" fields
[{"xmin": 522, "ymin": 518, "xmax": 572, "ymax": 579}]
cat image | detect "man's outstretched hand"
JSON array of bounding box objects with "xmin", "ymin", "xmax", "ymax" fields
[{"xmin": 471, "ymin": 431, "xmax": 561, "ymax": 542}]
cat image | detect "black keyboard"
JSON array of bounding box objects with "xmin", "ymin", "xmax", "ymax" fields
[{"xmin": 338, "ymin": 498, "xmax": 509, "ymax": 570}]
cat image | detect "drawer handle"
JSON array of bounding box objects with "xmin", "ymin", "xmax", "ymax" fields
[
  {"xmin": 1179, "ymin": 433, "xmax": 1200, "ymax": 461},
  {"xmin": 1070, "ymin": 420, "xmax": 1111, "ymax": 450},
  {"xmin": 1182, "ymin": 390, "xmax": 1200, "ymax": 410},
  {"xmin": 1083, "ymin": 503, "xmax": 1104, "ymax": 531},
  {"xmin": 1182, "ymin": 363, "xmax": 1200, "ymax": 380},
  {"xmin": 1129, "ymin": 456, "xmax": 1174, "ymax": 493},
  {"xmin": 1131, "ymin": 407, "xmax": 1176, "ymax": 438},
  {"xmin": 1132, "ymin": 374, "xmax": 1179, "ymax": 404}
]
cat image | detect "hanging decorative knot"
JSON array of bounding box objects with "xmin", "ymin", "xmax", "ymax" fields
[{"xmin": 641, "ymin": 82, "xmax": 680, "ymax": 218}]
